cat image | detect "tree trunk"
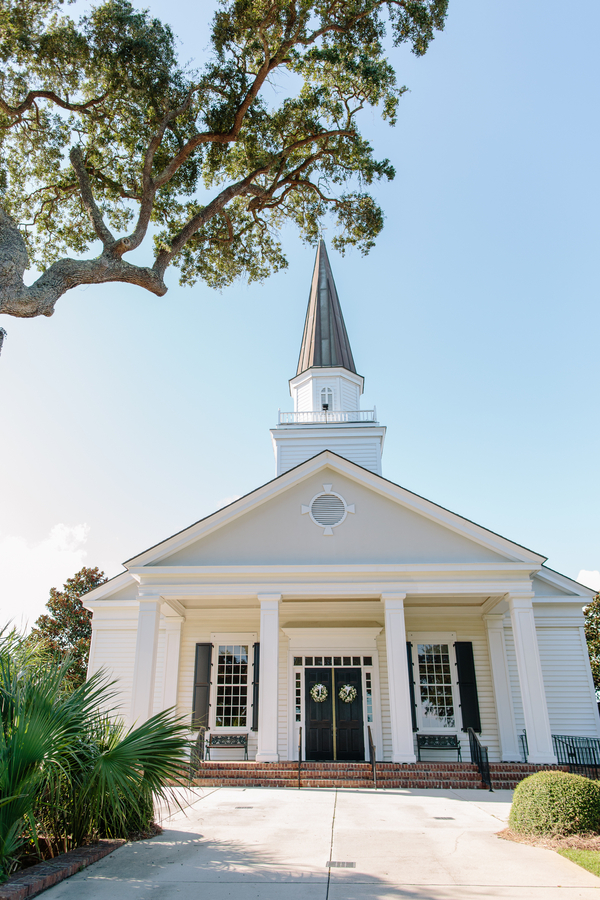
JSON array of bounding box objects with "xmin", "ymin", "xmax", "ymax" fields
[{"xmin": 0, "ymin": 207, "xmax": 167, "ymax": 318}]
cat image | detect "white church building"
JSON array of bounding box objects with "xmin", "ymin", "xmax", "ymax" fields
[{"xmin": 84, "ymin": 241, "xmax": 598, "ymax": 768}]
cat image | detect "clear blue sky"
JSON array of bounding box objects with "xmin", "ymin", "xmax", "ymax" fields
[{"xmin": 1, "ymin": 0, "xmax": 599, "ymax": 625}]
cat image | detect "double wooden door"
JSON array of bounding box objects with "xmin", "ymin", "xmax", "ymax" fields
[{"xmin": 305, "ymin": 667, "xmax": 365, "ymax": 761}]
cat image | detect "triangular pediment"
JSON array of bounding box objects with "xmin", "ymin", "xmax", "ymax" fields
[{"xmin": 125, "ymin": 452, "xmax": 544, "ymax": 569}]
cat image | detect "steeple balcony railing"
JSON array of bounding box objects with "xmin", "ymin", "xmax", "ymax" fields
[{"xmin": 278, "ymin": 409, "xmax": 377, "ymax": 425}]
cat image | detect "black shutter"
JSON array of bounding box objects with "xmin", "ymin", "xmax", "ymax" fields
[
  {"xmin": 192, "ymin": 643, "xmax": 212, "ymax": 730},
  {"xmin": 455, "ymin": 641, "xmax": 481, "ymax": 733},
  {"xmin": 251, "ymin": 643, "xmax": 260, "ymax": 731},
  {"xmin": 406, "ymin": 642, "xmax": 418, "ymax": 732}
]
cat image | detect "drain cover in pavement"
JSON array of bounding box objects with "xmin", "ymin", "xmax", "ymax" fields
[{"xmin": 327, "ymin": 862, "xmax": 356, "ymax": 868}]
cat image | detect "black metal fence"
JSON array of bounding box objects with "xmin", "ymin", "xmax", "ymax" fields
[
  {"xmin": 468, "ymin": 727, "xmax": 492, "ymax": 791},
  {"xmin": 552, "ymin": 734, "xmax": 600, "ymax": 779},
  {"xmin": 519, "ymin": 730, "xmax": 600, "ymax": 780}
]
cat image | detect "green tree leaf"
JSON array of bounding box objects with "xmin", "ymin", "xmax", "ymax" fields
[
  {"xmin": 28, "ymin": 566, "xmax": 106, "ymax": 687},
  {"xmin": 0, "ymin": 0, "xmax": 447, "ymax": 318}
]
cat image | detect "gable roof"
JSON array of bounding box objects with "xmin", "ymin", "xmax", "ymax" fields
[{"xmin": 121, "ymin": 450, "xmax": 546, "ymax": 568}]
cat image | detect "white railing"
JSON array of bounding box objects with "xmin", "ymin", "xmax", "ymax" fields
[{"xmin": 278, "ymin": 409, "xmax": 377, "ymax": 425}]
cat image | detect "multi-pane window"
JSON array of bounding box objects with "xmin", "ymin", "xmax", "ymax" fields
[
  {"xmin": 216, "ymin": 645, "xmax": 248, "ymax": 727},
  {"xmin": 293, "ymin": 655, "xmax": 372, "ymax": 667},
  {"xmin": 417, "ymin": 643, "xmax": 455, "ymax": 729},
  {"xmin": 365, "ymin": 671, "xmax": 373, "ymax": 723},
  {"xmin": 295, "ymin": 672, "xmax": 302, "ymax": 722}
]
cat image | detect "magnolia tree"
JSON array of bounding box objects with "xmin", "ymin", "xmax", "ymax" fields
[
  {"xmin": 0, "ymin": 0, "xmax": 447, "ymax": 319},
  {"xmin": 585, "ymin": 593, "xmax": 600, "ymax": 698},
  {"xmin": 28, "ymin": 566, "xmax": 106, "ymax": 686}
]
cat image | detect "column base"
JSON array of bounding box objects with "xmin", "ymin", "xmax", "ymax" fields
[
  {"xmin": 527, "ymin": 753, "xmax": 558, "ymax": 765},
  {"xmin": 392, "ymin": 753, "xmax": 417, "ymax": 764},
  {"xmin": 256, "ymin": 752, "xmax": 279, "ymax": 763}
]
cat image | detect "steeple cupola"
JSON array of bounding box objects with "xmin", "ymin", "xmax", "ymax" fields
[{"xmin": 271, "ymin": 241, "xmax": 386, "ymax": 475}]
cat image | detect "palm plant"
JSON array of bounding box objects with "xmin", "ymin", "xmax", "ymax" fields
[{"xmin": 0, "ymin": 629, "xmax": 190, "ymax": 879}]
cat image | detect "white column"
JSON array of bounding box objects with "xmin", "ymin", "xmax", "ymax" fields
[
  {"xmin": 508, "ymin": 593, "xmax": 557, "ymax": 764},
  {"xmin": 130, "ymin": 598, "xmax": 161, "ymax": 726},
  {"xmin": 484, "ymin": 614, "xmax": 520, "ymax": 761},
  {"xmin": 161, "ymin": 617, "xmax": 183, "ymax": 712},
  {"xmin": 381, "ymin": 593, "xmax": 417, "ymax": 763},
  {"xmin": 257, "ymin": 594, "xmax": 281, "ymax": 762}
]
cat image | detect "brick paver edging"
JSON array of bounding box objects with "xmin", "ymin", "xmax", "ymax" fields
[{"xmin": 0, "ymin": 840, "xmax": 126, "ymax": 900}]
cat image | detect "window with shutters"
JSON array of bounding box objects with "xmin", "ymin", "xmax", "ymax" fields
[
  {"xmin": 210, "ymin": 633, "xmax": 257, "ymax": 731},
  {"xmin": 417, "ymin": 643, "xmax": 455, "ymax": 729},
  {"xmin": 408, "ymin": 633, "xmax": 460, "ymax": 733},
  {"xmin": 216, "ymin": 644, "xmax": 249, "ymax": 727}
]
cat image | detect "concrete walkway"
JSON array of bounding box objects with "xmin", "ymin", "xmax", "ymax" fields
[{"xmin": 42, "ymin": 787, "xmax": 600, "ymax": 899}]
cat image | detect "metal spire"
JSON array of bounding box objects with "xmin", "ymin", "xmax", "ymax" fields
[{"xmin": 296, "ymin": 240, "xmax": 356, "ymax": 375}]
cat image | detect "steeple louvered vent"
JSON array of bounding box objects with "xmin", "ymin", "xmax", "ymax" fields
[{"xmin": 310, "ymin": 494, "xmax": 346, "ymax": 526}]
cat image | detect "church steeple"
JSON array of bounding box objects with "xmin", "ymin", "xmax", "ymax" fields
[
  {"xmin": 270, "ymin": 242, "xmax": 386, "ymax": 477},
  {"xmin": 297, "ymin": 240, "xmax": 357, "ymax": 375}
]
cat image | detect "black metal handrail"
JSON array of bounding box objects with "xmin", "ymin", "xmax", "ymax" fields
[
  {"xmin": 298, "ymin": 726, "xmax": 302, "ymax": 789},
  {"xmin": 468, "ymin": 727, "xmax": 492, "ymax": 791},
  {"xmin": 188, "ymin": 725, "xmax": 206, "ymax": 782},
  {"xmin": 519, "ymin": 730, "xmax": 528, "ymax": 764},
  {"xmin": 368, "ymin": 725, "xmax": 377, "ymax": 789},
  {"xmin": 552, "ymin": 734, "xmax": 600, "ymax": 779}
]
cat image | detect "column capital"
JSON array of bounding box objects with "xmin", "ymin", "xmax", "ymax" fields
[
  {"xmin": 257, "ymin": 593, "xmax": 281, "ymax": 607},
  {"xmin": 136, "ymin": 583, "xmax": 163, "ymax": 601},
  {"xmin": 506, "ymin": 592, "xmax": 535, "ymax": 610},
  {"xmin": 137, "ymin": 597, "xmax": 162, "ymax": 610},
  {"xmin": 483, "ymin": 614, "xmax": 506, "ymax": 626},
  {"xmin": 381, "ymin": 592, "xmax": 407, "ymax": 608}
]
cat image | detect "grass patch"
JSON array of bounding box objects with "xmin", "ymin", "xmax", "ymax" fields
[{"xmin": 558, "ymin": 849, "xmax": 600, "ymax": 878}]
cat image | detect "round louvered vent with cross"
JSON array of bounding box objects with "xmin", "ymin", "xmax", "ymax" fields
[{"xmin": 301, "ymin": 484, "xmax": 355, "ymax": 535}]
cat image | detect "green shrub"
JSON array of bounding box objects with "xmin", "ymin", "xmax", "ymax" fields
[
  {"xmin": 0, "ymin": 628, "xmax": 190, "ymax": 880},
  {"xmin": 509, "ymin": 770, "xmax": 600, "ymax": 836}
]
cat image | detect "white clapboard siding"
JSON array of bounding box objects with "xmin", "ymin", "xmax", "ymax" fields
[
  {"xmin": 89, "ymin": 626, "xmax": 137, "ymax": 716},
  {"xmin": 152, "ymin": 629, "xmax": 166, "ymax": 716},
  {"xmin": 341, "ymin": 380, "xmax": 359, "ymax": 410},
  {"xmin": 503, "ymin": 624, "xmax": 525, "ymax": 737},
  {"xmin": 296, "ymin": 382, "xmax": 312, "ymax": 411},
  {"xmin": 537, "ymin": 626, "xmax": 600, "ymax": 737},
  {"xmin": 280, "ymin": 439, "xmax": 380, "ymax": 474},
  {"xmin": 278, "ymin": 631, "xmax": 289, "ymax": 759},
  {"xmin": 376, "ymin": 632, "xmax": 392, "ymax": 760}
]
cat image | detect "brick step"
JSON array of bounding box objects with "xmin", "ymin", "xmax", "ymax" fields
[
  {"xmin": 196, "ymin": 763, "xmax": 478, "ymax": 780},
  {"xmin": 193, "ymin": 777, "xmax": 485, "ymax": 787},
  {"xmin": 489, "ymin": 764, "xmax": 568, "ymax": 773},
  {"xmin": 196, "ymin": 765, "xmax": 481, "ymax": 773},
  {"xmin": 377, "ymin": 781, "xmax": 486, "ymax": 790},
  {"xmin": 189, "ymin": 760, "xmax": 564, "ymax": 790},
  {"xmin": 193, "ymin": 777, "xmax": 487, "ymax": 790}
]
